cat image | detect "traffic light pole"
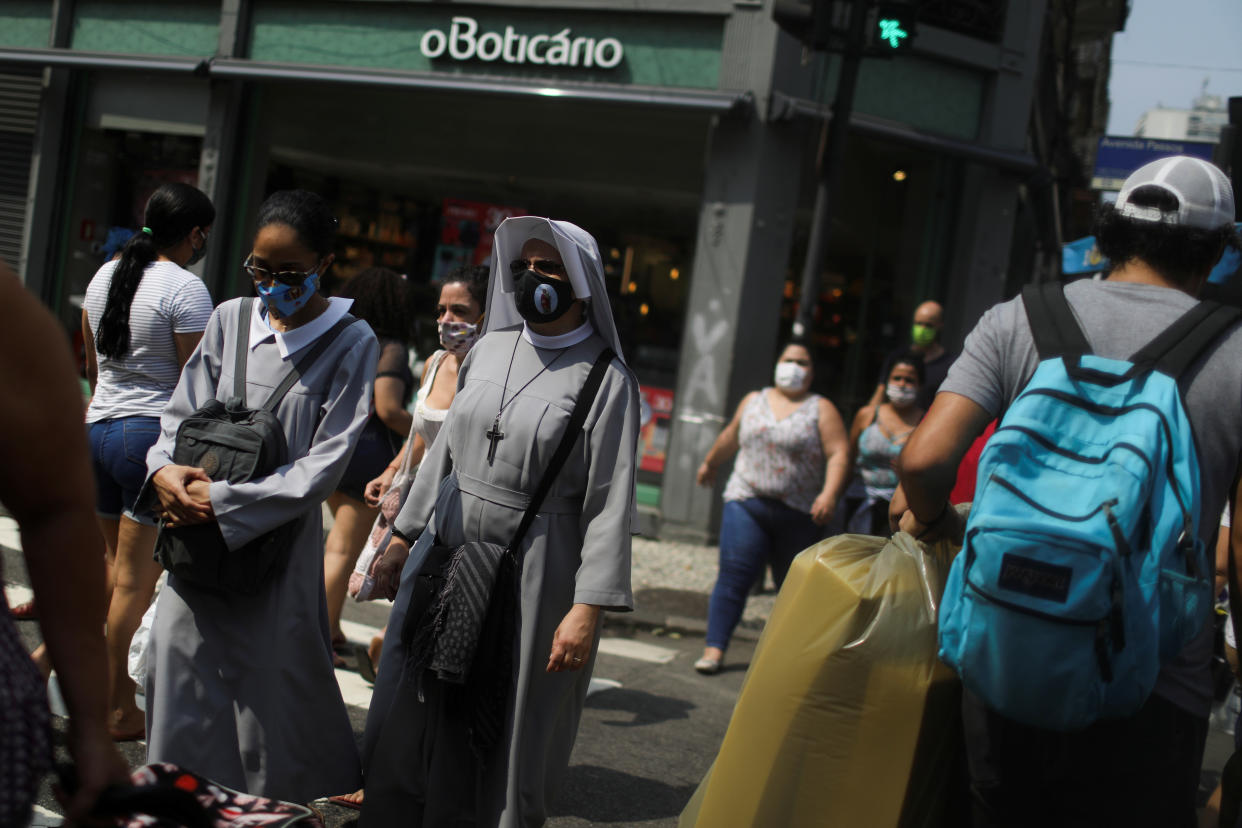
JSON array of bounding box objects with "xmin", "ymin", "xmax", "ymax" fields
[{"xmin": 792, "ymin": 0, "xmax": 871, "ymax": 340}]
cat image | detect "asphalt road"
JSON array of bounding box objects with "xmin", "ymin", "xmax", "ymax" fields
[
  {"xmin": 5, "ymin": 516, "xmax": 1237, "ymax": 828},
  {"xmin": 1, "ymin": 531, "xmax": 754, "ymax": 828}
]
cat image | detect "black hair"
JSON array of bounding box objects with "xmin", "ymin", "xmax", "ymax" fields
[
  {"xmin": 337, "ymin": 267, "xmax": 413, "ymax": 342},
  {"xmin": 887, "ymin": 351, "xmax": 926, "ymax": 385},
  {"xmin": 95, "ymin": 182, "xmax": 215, "ymax": 359},
  {"xmin": 255, "ymin": 189, "xmax": 338, "ymax": 258},
  {"xmin": 1094, "ymin": 189, "xmax": 1239, "ymax": 289},
  {"xmin": 441, "ymin": 264, "xmax": 490, "ymax": 314}
]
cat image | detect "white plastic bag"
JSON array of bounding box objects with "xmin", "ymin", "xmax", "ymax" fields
[
  {"xmin": 127, "ymin": 573, "xmax": 165, "ymax": 686},
  {"xmin": 350, "ymin": 445, "xmax": 416, "ymax": 601}
]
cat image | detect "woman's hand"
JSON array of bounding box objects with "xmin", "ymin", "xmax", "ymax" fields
[
  {"xmin": 152, "ymin": 464, "xmax": 213, "ymax": 526},
  {"xmin": 373, "ymin": 537, "xmax": 410, "ymax": 601},
  {"xmin": 810, "ymin": 491, "xmax": 836, "ymax": 526},
  {"xmin": 364, "ymin": 466, "xmax": 397, "ymax": 507},
  {"xmin": 696, "ymin": 462, "xmax": 716, "ymax": 487},
  {"xmin": 547, "ymin": 603, "xmax": 601, "ymax": 673}
]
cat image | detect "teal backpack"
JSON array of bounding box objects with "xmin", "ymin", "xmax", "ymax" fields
[{"xmin": 938, "ymin": 282, "xmax": 1239, "ymax": 731}]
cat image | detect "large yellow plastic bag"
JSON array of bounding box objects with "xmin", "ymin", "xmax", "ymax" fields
[{"xmin": 680, "ymin": 530, "xmax": 961, "ymax": 828}]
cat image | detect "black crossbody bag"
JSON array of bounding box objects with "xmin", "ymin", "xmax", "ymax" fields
[
  {"xmin": 153, "ymin": 298, "xmax": 356, "ymax": 594},
  {"xmin": 399, "ymin": 347, "xmax": 616, "ymax": 754}
]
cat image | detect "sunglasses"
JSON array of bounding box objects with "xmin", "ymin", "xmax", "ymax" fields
[
  {"xmin": 510, "ymin": 257, "xmax": 567, "ymax": 278},
  {"xmin": 243, "ymin": 256, "xmax": 318, "ymax": 286}
]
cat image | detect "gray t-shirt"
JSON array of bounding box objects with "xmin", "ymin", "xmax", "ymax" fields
[{"xmin": 941, "ymin": 278, "xmax": 1242, "ymax": 718}]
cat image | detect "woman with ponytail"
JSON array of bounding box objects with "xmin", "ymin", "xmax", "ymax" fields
[{"xmin": 81, "ymin": 181, "xmax": 215, "ymax": 741}]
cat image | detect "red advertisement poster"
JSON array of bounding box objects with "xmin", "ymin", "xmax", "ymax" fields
[
  {"xmin": 638, "ymin": 385, "xmax": 674, "ymax": 474},
  {"xmin": 433, "ymin": 198, "xmax": 525, "ymax": 281}
]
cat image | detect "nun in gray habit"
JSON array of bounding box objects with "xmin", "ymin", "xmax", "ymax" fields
[
  {"xmin": 141, "ymin": 293, "xmax": 375, "ymax": 803},
  {"xmin": 360, "ymin": 217, "xmax": 640, "ymax": 827}
]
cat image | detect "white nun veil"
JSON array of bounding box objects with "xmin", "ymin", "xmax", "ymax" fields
[{"xmin": 483, "ymin": 216, "xmax": 628, "ymax": 365}]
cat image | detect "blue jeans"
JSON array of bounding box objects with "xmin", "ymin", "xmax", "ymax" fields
[
  {"xmin": 705, "ymin": 497, "xmax": 823, "ymax": 651},
  {"xmin": 88, "ymin": 416, "xmax": 162, "ymax": 526}
]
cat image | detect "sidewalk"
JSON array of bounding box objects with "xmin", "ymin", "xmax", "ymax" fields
[{"xmin": 619, "ymin": 536, "xmax": 772, "ymax": 641}]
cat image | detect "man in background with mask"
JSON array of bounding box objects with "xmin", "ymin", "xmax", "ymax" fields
[{"xmin": 867, "ymin": 300, "xmax": 956, "ymax": 411}]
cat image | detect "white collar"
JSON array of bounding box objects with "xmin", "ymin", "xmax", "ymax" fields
[
  {"xmin": 250, "ymin": 297, "xmax": 354, "ymax": 359},
  {"xmin": 521, "ymin": 320, "xmax": 594, "ymax": 350}
]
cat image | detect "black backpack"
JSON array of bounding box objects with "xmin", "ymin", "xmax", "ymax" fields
[{"xmin": 154, "ymin": 298, "xmax": 356, "ymax": 594}]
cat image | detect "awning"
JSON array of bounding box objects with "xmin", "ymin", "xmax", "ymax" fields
[
  {"xmin": 0, "ymin": 47, "xmax": 751, "ymax": 114},
  {"xmin": 771, "ymin": 92, "xmax": 1041, "ymax": 175}
]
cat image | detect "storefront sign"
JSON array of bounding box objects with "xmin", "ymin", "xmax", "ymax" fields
[{"xmin": 420, "ymin": 17, "xmax": 624, "ymax": 69}]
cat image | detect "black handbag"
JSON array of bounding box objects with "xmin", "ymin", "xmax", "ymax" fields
[
  {"xmin": 400, "ymin": 347, "xmax": 617, "ymax": 754},
  {"xmin": 153, "ymin": 298, "xmax": 356, "ymax": 594}
]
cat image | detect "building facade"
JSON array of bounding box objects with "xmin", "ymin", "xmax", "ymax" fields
[{"xmin": 1, "ymin": 0, "xmax": 1122, "ymax": 539}]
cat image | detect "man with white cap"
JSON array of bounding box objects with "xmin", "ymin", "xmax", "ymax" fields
[
  {"xmin": 894, "ymin": 156, "xmax": 1242, "ymax": 826},
  {"xmin": 360, "ymin": 217, "xmax": 640, "ymax": 827}
]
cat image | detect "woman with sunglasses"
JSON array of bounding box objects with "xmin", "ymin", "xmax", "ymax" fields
[
  {"xmin": 142, "ymin": 190, "xmax": 375, "ymax": 803},
  {"xmin": 78, "ymin": 182, "xmax": 214, "ymax": 741},
  {"xmin": 361, "ymin": 218, "xmax": 639, "ymax": 828},
  {"xmin": 693, "ymin": 341, "xmax": 851, "ymax": 675}
]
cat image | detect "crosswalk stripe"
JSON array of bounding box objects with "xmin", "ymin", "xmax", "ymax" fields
[
  {"xmin": 596, "ymin": 638, "xmax": 678, "ymax": 664},
  {"xmin": 340, "ymin": 617, "xmax": 385, "ymax": 646},
  {"xmin": 4, "ymin": 583, "xmax": 32, "ymax": 607},
  {"xmin": 0, "ymin": 516, "xmax": 20, "ymax": 552}
]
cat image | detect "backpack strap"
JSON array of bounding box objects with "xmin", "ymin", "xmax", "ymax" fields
[
  {"xmin": 259, "ymin": 313, "xmax": 360, "ymax": 413},
  {"xmin": 1021, "ymin": 283, "xmax": 1092, "ymax": 360},
  {"xmin": 1129, "ymin": 300, "xmax": 1242, "ymax": 380},
  {"xmin": 231, "ymin": 298, "xmax": 254, "ymax": 407},
  {"xmin": 508, "ymin": 347, "xmax": 616, "ymax": 554}
]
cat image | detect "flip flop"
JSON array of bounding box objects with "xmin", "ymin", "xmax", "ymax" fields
[
  {"xmin": 327, "ymin": 794, "xmax": 363, "ymax": 811},
  {"xmin": 353, "ymin": 644, "xmax": 377, "ymax": 684},
  {"xmin": 110, "ymin": 725, "xmax": 146, "ymax": 742}
]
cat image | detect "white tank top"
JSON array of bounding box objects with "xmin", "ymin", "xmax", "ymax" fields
[{"xmin": 411, "ymin": 350, "xmax": 450, "ymax": 449}]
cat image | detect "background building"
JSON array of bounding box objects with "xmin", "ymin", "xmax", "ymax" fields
[
  {"xmin": 1135, "ymin": 82, "xmax": 1229, "ymax": 142},
  {"xmin": 0, "ymin": 0, "xmax": 1127, "ymax": 540}
]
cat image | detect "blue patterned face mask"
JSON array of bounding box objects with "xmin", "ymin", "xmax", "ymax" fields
[{"xmin": 256, "ymin": 272, "xmax": 318, "ymax": 319}]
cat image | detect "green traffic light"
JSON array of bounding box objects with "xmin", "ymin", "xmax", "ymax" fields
[{"xmin": 878, "ymin": 18, "xmax": 908, "ymax": 49}]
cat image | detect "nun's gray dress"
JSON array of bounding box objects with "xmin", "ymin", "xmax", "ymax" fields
[
  {"xmin": 143, "ymin": 297, "xmax": 375, "ymax": 803},
  {"xmin": 362, "ymin": 325, "xmax": 639, "ymax": 827}
]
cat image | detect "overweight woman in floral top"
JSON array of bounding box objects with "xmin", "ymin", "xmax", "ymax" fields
[{"xmin": 693, "ymin": 341, "xmax": 850, "ymax": 674}]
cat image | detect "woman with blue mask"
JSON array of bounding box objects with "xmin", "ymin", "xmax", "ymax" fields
[{"xmin": 141, "ymin": 189, "xmax": 376, "ymax": 803}]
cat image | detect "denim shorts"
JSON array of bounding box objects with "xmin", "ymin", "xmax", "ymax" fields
[{"xmin": 88, "ymin": 416, "xmax": 162, "ymax": 526}]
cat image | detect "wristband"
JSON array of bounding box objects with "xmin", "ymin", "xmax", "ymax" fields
[{"xmin": 391, "ymin": 527, "xmax": 415, "ymax": 546}]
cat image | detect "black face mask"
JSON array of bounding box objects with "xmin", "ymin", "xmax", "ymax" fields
[{"xmin": 514, "ymin": 269, "xmax": 576, "ymax": 324}]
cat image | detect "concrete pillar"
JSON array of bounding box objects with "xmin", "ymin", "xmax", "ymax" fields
[
  {"xmin": 658, "ymin": 12, "xmax": 813, "ymax": 542},
  {"xmin": 944, "ymin": 1, "xmax": 1048, "ymax": 342},
  {"xmin": 197, "ymin": 0, "xmax": 252, "ymax": 300},
  {"xmin": 21, "ymin": 0, "xmax": 75, "ymax": 305}
]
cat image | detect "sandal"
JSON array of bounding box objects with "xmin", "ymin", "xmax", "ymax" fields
[
  {"xmin": 328, "ymin": 792, "xmax": 364, "ymax": 811},
  {"xmin": 694, "ymin": 656, "xmax": 722, "ymax": 675},
  {"xmin": 353, "ymin": 643, "xmax": 377, "ymax": 684}
]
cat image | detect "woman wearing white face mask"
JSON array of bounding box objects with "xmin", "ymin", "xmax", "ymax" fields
[
  {"xmin": 694, "ymin": 342, "xmax": 851, "ymax": 674},
  {"xmin": 847, "ymin": 353, "xmax": 925, "ymax": 535}
]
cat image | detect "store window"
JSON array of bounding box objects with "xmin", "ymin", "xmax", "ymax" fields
[{"xmin": 59, "ymin": 128, "xmax": 203, "ymax": 374}]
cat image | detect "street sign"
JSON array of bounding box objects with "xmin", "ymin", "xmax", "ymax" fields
[{"xmin": 1091, "ymin": 135, "xmax": 1216, "ymax": 191}]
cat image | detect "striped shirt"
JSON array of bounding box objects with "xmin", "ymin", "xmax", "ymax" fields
[{"xmin": 84, "ymin": 259, "xmax": 214, "ymax": 422}]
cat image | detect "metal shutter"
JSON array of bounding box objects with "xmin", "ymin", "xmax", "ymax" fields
[{"xmin": 0, "ymin": 67, "xmax": 42, "ymax": 269}]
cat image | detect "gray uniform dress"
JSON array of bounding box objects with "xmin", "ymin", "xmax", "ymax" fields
[
  {"xmin": 362, "ymin": 325, "xmax": 639, "ymax": 827},
  {"xmin": 143, "ymin": 297, "xmax": 376, "ymax": 803}
]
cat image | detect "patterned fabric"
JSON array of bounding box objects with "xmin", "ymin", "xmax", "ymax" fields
[
  {"xmin": 723, "ymin": 390, "xmax": 825, "ymax": 514},
  {"xmin": 107, "ymin": 763, "xmax": 323, "ymax": 827},
  {"xmin": 856, "ymin": 420, "xmax": 905, "ymax": 498},
  {"xmin": 0, "ymin": 603, "xmax": 51, "ymax": 828}
]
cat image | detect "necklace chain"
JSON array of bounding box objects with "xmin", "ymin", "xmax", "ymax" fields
[{"xmin": 486, "ymin": 335, "xmax": 572, "ymax": 464}]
